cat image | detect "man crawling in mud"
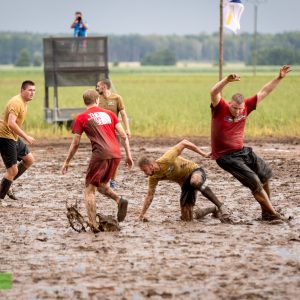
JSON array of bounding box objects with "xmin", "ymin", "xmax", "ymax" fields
[{"xmin": 138, "ymin": 139, "xmax": 230, "ymax": 222}]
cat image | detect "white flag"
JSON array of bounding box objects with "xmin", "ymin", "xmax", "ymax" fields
[{"xmin": 223, "ymin": 0, "xmax": 245, "ymax": 34}]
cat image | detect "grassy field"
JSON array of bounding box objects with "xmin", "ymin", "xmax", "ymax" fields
[{"xmin": 0, "ymin": 65, "xmax": 299, "ymax": 138}]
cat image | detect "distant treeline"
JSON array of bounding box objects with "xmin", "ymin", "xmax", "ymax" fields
[{"xmin": 1, "ymin": 31, "xmax": 300, "ymax": 65}]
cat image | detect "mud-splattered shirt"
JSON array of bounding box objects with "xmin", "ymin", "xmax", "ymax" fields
[
  {"xmin": 0, "ymin": 94, "xmax": 27, "ymax": 141},
  {"xmin": 72, "ymin": 106, "xmax": 121, "ymax": 159},
  {"xmin": 148, "ymin": 146, "xmax": 198, "ymax": 193}
]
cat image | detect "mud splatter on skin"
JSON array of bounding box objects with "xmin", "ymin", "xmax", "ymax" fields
[{"xmin": 0, "ymin": 137, "xmax": 299, "ymax": 299}]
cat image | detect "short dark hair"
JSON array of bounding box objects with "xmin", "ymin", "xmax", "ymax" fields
[
  {"xmin": 231, "ymin": 93, "xmax": 244, "ymax": 104},
  {"xmin": 75, "ymin": 11, "xmax": 82, "ymax": 15},
  {"xmin": 137, "ymin": 155, "xmax": 154, "ymax": 168},
  {"xmin": 100, "ymin": 78, "xmax": 112, "ymax": 90},
  {"xmin": 83, "ymin": 89, "xmax": 99, "ymax": 105},
  {"xmin": 21, "ymin": 80, "xmax": 35, "ymax": 90}
]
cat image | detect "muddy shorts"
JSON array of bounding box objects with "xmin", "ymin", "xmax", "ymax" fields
[
  {"xmin": 216, "ymin": 147, "xmax": 272, "ymax": 193},
  {"xmin": 180, "ymin": 167, "xmax": 206, "ymax": 207},
  {"xmin": 86, "ymin": 154, "xmax": 121, "ymax": 187},
  {"xmin": 0, "ymin": 138, "xmax": 30, "ymax": 168}
]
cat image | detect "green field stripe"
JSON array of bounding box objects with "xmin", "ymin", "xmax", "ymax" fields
[{"xmin": 0, "ymin": 273, "xmax": 12, "ymax": 289}]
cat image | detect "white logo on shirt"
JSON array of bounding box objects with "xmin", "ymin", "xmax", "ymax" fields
[{"xmin": 88, "ymin": 112, "xmax": 112, "ymax": 125}]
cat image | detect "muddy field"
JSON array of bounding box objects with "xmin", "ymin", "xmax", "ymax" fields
[{"xmin": 0, "ymin": 137, "xmax": 300, "ymax": 299}]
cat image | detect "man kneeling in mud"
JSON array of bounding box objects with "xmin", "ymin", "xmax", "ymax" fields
[
  {"xmin": 138, "ymin": 139, "xmax": 230, "ymax": 222},
  {"xmin": 61, "ymin": 90, "xmax": 133, "ymax": 232}
]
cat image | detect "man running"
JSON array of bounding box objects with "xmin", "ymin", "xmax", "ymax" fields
[
  {"xmin": 61, "ymin": 90, "xmax": 133, "ymax": 232},
  {"xmin": 138, "ymin": 139, "xmax": 229, "ymax": 222},
  {"xmin": 210, "ymin": 65, "xmax": 291, "ymax": 221},
  {"xmin": 0, "ymin": 80, "xmax": 36, "ymax": 203}
]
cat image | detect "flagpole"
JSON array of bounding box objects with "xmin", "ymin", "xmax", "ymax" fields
[
  {"xmin": 219, "ymin": 0, "xmax": 224, "ymax": 80},
  {"xmin": 246, "ymin": 0, "xmax": 267, "ymax": 76},
  {"xmin": 253, "ymin": 4, "xmax": 258, "ymax": 76}
]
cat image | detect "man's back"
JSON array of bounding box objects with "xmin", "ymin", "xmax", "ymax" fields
[
  {"xmin": 149, "ymin": 146, "xmax": 198, "ymax": 190},
  {"xmin": 72, "ymin": 106, "xmax": 121, "ymax": 159}
]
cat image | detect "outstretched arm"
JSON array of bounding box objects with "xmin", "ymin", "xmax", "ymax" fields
[
  {"xmin": 210, "ymin": 74, "xmax": 240, "ymax": 107},
  {"xmin": 256, "ymin": 65, "xmax": 291, "ymax": 104},
  {"xmin": 61, "ymin": 134, "xmax": 81, "ymax": 174},
  {"xmin": 139, "ymin": 189, "xmax": 155, "ymax": 221},
  {"xmin": 175, "ymin": 139, "xmax": 210, "ymax": 158}
]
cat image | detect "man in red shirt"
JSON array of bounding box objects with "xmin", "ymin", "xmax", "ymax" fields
[
  {"xmin": 61, "ymin": 90, "xmax": 134, "ymax": 232},
  {"xmin": 210, "ymin": 65, "xmax": 291, "ymax": 221}
]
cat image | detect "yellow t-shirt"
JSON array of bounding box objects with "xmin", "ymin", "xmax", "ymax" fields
[
  {"xmin": 98, "ymin": 93, "xmax": 125, "ymax": 117},
  {"xmin": 148, "ymin": 146, "xmax": 199, "ymax": 193},
  {"xmin": 0, "ymin": 94, "xmax": 27, "ymax": 141}
]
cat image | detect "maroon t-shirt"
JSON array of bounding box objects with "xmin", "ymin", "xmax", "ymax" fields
[
  {"xmin": 72, "ymin": 106, "xmax": 122, "ymax": 159},
  {"xmin": 211, "ymin": 96, "xmax": 257, "ymax": 160}
]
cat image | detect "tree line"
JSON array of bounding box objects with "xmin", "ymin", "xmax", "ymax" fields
[{"xmin": 0, "ymin": 31, "xmax": 300, "ymax": 66}]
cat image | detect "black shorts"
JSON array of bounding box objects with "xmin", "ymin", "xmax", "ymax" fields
[
  {"xmin": 0, "ymin": 138, "xmax": 30, "ymax": 169},
  {"xmin": 180, "ymin": 167, "xmax": 206, "ymax": 207},
  {"xmin": 216, "ymin": 147, "xmax": 272, "ymax": 193}
]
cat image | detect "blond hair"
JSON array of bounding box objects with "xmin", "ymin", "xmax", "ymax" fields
[{"xmin": 83, "ymin": 89, "xmax": 99, "ymax": 105}]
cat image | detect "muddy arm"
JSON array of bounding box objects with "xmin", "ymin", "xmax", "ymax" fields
[
  {"xmin": 139, "ymin": 190, "xmax": 155, "ymax": 221},
  {"xmin": 175, "ymin": 139, "xmax": 210, "ymax": 158}
]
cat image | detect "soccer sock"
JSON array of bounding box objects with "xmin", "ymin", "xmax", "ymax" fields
[
  {"xmin": 13, "ymin": 162, "xmax": 27, "ymax": 181},
  {"xmin": 200, "ymin": 186, "xmax": 223, "ymax": 209},
  {"xmin": 0, "ymin": 178, "xmax": 13, "ymax": 199}
]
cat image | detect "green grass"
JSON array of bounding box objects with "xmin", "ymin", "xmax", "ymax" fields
[{"xmin": 0, "ymin": 65, "xmax": 299, "ymax": 138}]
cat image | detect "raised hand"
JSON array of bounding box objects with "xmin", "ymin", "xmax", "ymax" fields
[
  {"xmin": 227, "ymin": 73, "xmax": 240, "ymax": 82},
  {"xmin": 279, "ymin": 65, "xmax": 291, "ymax": 79}
]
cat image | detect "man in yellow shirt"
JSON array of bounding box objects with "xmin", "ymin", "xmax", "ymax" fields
[
  {"xmin": 0, "ymin": 81, "xmax": 36, "ymax": 202},
  {"xmin": 138, "ymin": 139, "xmax": 230, "ymax": 222},
  {"xmin": 96, "ymin": 79, "xmax": 131, "ymax": 189}
]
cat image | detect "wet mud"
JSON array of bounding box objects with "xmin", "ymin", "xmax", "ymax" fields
[{"xmin": 0, "ymin": 137, "xmax": 300, "ymax": 299}]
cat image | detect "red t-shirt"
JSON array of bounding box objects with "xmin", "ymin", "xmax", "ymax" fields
[
  {"xmin": 211, "ymin": 96, "xmax": 257, "ymax": 160},
  {"xmin": 72, "ymin": 106, "xmax": 122, "ymax": 159}
]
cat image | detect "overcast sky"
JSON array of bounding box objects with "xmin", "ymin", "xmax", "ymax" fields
[{"xmin": 2, "ymin": 0, "xmax": 299, "ymax": 35}]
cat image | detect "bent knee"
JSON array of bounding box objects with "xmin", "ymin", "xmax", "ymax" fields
[
  {"xmin": 7, "ymin": 165, "xmax": 18, "ymax": 178},
  {"xmin": 22, "ymin": 154, "xmax": 34, "ymax": 167},
  {"xmin": 190, "ymin": 173, "xmax": 204, "ymax": 188},
  {"xmin": 190, "ymin": 177, "xmax": 207, "ymax": 191},
  {"xmin": 249, "ymin": 179, "xmax": 263, "ymax": 194},
  {"xmin": 97, "ymin": 183, "xmax": 108, "ymax": 193}
]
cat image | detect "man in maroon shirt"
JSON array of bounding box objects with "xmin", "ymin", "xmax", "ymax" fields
[
  {"xmin": 210, "ymin": 65, "xmax": 291, "ymax": 221},
  {"xmin": 61, "ymin": 90, "xmax": 134, "ymax": 232}
]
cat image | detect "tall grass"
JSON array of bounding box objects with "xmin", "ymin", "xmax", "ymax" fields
[{"xmin": 0, "ymin": 66, "xmax": 299, "ymax": 138}]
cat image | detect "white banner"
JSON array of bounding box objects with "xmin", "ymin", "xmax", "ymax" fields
[{"xmin": 223, "ymin": 0, "xmax": 245, "ymax": 34}]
